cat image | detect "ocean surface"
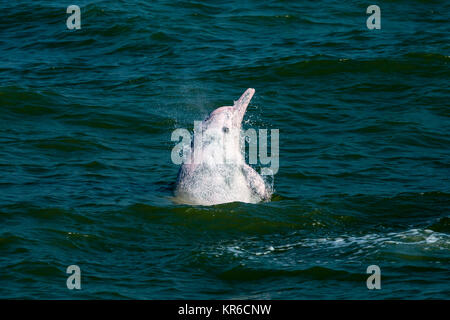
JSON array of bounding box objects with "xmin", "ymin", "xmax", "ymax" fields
[{"xmin": 0, "ymin": 0, "xmax": 449, "ymax": 299}]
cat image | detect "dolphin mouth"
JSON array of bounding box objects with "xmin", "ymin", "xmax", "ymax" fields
[{"xmin": 234, "ymin": 88, "xmax": 255, "ymax": 123}]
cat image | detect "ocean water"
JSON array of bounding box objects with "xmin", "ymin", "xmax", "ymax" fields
[{"xmin": 0, "ymin": 0, "xmax": 449, "ymax": 299}]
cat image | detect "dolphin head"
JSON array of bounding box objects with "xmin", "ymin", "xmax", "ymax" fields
[
  {"xmin": 204, "ymin": 88, "xmax": 254, "ymax": 130},
  {"xmin": 195, "ymin": 88, "xmax": 255, "ymax": 165}
]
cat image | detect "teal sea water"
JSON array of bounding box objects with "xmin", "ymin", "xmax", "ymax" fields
[{"xmin": 0, "ymin": 0, "xmax": 449, "ymax": 299}]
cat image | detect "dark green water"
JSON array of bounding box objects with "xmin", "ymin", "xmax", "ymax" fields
[{"xmin": 0, "ymin": 0, "xmax": 449, "ymax": 299}]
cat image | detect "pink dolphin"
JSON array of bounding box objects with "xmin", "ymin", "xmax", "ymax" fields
[{"xmin": 174, "ymin": 88, "xmax": 271, "ymax": 205}]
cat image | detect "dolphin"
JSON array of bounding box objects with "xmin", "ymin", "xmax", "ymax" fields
[{"xmin": 174, "ymin": 88, "xmax": 271, "ymax": 206}]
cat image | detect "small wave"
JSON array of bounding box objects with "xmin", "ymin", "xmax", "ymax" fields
[
  {"xmin": 197, "ymin": 228, "xmax": 450, "ymax": 271},
  {"xmin": 31, "ymin": 136, "xmax": 111, "ymax": 152},
  {"xmin": 0, "ymin": 86, "xmax": 61, "ymax": 117},
  {"xmin": 428, "ymin": 216, "xmax": 450, "ymax": 233},
  {"xmin": 218, "ymin": 265, "xmax": 360, "ymax": 282},
  {"xmin": 298, "ymin": 229, "xmax": 450, "ymax": 251},
  {"xmin": 404, "ymin": 52, "xmax": 450, "ymax": 62}
]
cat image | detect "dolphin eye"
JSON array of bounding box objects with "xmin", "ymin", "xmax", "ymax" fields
[{"xmin": 222, "ymin": 127, "xmax": 229, "ymax": 133}]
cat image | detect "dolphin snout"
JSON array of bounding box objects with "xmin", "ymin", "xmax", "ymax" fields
[{"xmin": 234, "ymin": 88, "xmax": 255, "ymax": 122}]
